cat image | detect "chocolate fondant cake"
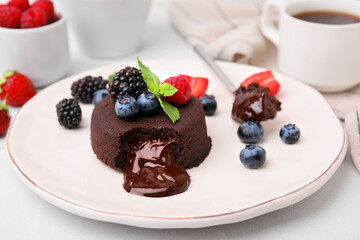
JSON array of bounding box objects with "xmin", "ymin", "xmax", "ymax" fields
[{"xmin": 90, "ymin": 95, "xmax": 211, "ymax": 196}]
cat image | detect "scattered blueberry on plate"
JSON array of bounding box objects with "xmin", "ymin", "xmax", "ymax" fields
[
  {"xmin": 237, "ymin": 121, "xmax": 264, "ymax": 143},
  {"xmin": 199, "ymin": 94, "xmax": 217, "ymax": 116},
  {"xmin": 115, "ymin": 94, "xmax": 139, "ymax": 119},
  {"xmin": 137, "ymin": 92, "xmax": 160, "ymax": 115},
  {"xmin": 240, "ymin": 145, "xmax": 266, "ymax": 169},
  {"xmin": 93, "ymin": 89, "xmax": 110, "ymax": 105},
  {"xmin": 280, "ymin": 124, "xmax": 300, "ymax": 144}
]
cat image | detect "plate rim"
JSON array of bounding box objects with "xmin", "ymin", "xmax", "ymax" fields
[{"xmin": 6, "ymin": 59, "xmax": 348, "ymax": 228}]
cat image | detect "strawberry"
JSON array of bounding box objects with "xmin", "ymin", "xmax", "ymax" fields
[
  {"xmin": 0, "ymin": 70, "xmax": 36, "ymax": 107},
  {"xmin": 180, "ymin": 74, "xmax": 208, "ymax": 99},
  {"xmin": 0, "ymin": 5, "xmax": 21, "ymax": 28},
  {"xmin": 241, "ymin": 71, "xmax": 280, "ymax": 96},
  {"xmin": 20, "ymin": 7, "xmax": 47, "ymax": 28},
  {"xmin": 7, "ymin": 0, "xmax": 30, "ymax": 11},
  {"xmin": 0, "ymin": 98, "xmax": 10, "ymax": 136},
  {"xmin": 162, "ymin": 75, "xmax": 192, "ymax": 105}
]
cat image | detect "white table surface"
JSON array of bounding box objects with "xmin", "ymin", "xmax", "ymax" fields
[{"xmin": 1, "ymin": 0, "xmax": 360, "ymax": 239}]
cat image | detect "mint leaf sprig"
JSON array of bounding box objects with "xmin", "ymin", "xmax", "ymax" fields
[{"xmin": 137, "ymin": 58, "xmax": 180, "ymax": 123}]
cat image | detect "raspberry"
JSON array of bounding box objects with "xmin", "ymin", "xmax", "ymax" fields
[
  {"xmin": 56, "ymin": 98, "xmax": 82, "ymax": 129},
  {"xmin": 0, "ymin": 5, "xmax": 21, "ymax": 28},
  {"xmin": 7, "ymin": 0, "xmax": 30, "ymax": 11},
  {"xmin": 48, "ymin": 14, "xmax": 59, "ymax": 24},
  {"xmin": 108, "ymin": 66, "xmax": 147, "ymax": 102},
  {"xmin": 71, "ymin": 76, "xmax": 107, "ymax": 103},
  {"xmin": 20, "ymin": 7, "xmax": 47, "ymax": 28},
  {"xmin": 162, "ymin": 76, "xmax": 192, "ymax": 105},
  {"xmin": 31, "ymin": 0, "xmax": 55, "ymax": 20}
]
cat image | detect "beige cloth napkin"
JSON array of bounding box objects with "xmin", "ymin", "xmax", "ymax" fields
[
  {"xmin": 169, "ymin": 0, "xmax": 265, "ymax": 64},
  {"xmin": 169, "ymin": 0, "xmax": 360, "ymax": 171}
]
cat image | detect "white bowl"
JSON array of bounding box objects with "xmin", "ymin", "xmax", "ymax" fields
[
  {"xmin": 0, "ymin": 14, "xmax": 70, "ymax": 88},
  {"xmin": 58, "ymin": 0, "xmax": 152, "ymax": 58}
]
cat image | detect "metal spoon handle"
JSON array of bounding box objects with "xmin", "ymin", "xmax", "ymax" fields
[{"xmin": 193, "ymin": 45, "xmax": 237, "ymax": 93}]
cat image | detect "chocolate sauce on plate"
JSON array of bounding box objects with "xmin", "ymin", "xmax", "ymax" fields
[{"xmin": 123, "ymin": 138, "xmax": 190, "ymax": 197}]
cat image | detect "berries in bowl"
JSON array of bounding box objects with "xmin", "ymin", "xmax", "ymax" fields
[
  {"xmin": 0, "ymin": 0, "xmax": 59, "ymax": 29},
  {"xmin": 0, "ymin": 0, "xmax": 69, "ymax": 87}
]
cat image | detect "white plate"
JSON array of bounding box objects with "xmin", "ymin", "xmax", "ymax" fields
[{"xmin": 6, "ymin": 60, "xmax": 347, "ymax": 229}]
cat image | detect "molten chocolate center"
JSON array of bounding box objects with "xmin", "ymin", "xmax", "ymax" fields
[{"xmin": 123, "ymin": 138, "xmax": 190, "ymax": 197}]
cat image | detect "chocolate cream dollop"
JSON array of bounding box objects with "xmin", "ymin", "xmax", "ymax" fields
[{"xmin": 232, "ymin": 83, "xmax": 281, "ymax": 123}]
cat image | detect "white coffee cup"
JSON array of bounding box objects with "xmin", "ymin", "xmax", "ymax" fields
[
  {"xmin": 0, "ymin": 14, "xmax": 70, "ymax": 88},
  {"xmin": 261, "ymin": 0, "xmax": 360, "ymax": 92},
  {"xmin": 59, "ymin": 0, "xmax": 152, "ymax": 58}
]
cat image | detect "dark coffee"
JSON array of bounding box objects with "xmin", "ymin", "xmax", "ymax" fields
[{"xmin": 293, "ymin": 11, "xmax": 360, "ymax": 24}]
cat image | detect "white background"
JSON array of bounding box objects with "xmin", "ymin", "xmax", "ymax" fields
[{"xmin": 1, "ymin": 0, "xmax": 360, "ymax": 239}]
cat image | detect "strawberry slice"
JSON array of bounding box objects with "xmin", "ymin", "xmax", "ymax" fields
[
  {"xmin": 180, "ymin": 75, "xmax": 208, "ymax": 99},
  {"xmin": 241, "ymin": 71, "xmax": 280, "ymax": 96}
]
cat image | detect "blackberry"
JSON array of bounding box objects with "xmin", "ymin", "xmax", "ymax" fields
[
  {"xmin": 56, "ymin": 98, "xmax": 82, "ymax": 129},
  {"xmin": 71, "ymin": 76, "xmax": 107, "ymax": 103},
  {"xmin": 108, "ymin": 66, "xmax": 147, "ymax": 102}
]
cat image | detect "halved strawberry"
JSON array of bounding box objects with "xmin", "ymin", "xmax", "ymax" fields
[
  {"xmin": 179, "ymin": 75, "xmax": 208, "ymax": 99},
  {"xmin": 241, "ymin": 71, "xmax": 280, "ymax": 96}
]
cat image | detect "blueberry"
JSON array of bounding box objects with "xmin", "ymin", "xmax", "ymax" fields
[
  {"xmin": 92, "ymin": 89, "xmax": 110, "ymax": 105},
  {"xmin": 137, "ymin": 92, "xmax": 160, "ymax": 115},
  {"xmin": 200, "ymin": 94, "xmax": 217, "ymax": 116},
  {"xmin": 237, "ymin": 121, "xmax": 264, "ymax": 143},
  {"xmin": 240, "ymin": 145, "xmax": 266, "ymax": 169},
  {"xmin": 280, "ymin": 124, "xmax": 300, "ymax": 144},
  {"xmin": 115, "ymin": 94, "xmax": 139, "ymax": 118}
]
